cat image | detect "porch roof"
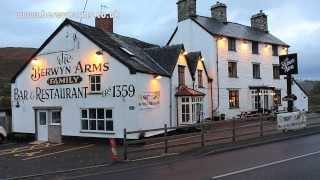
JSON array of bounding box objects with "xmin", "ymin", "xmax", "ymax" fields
[{"xmin": 175, "ymin": 86, "xmax": 205, "ymax": 97}]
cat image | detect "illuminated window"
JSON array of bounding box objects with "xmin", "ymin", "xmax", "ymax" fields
[
  {"xmin": 229, "ymin": 90, "xmax": 239, "ymax": 109},
  {"xmin": 272, "ymin": 45, "xmax": 278, "ymax": 56},
  {"xmin": 228, "ymin": 38, "xmax": 236, "ymax": 51},
  {"xmin": 273, "ymin": 65, "xmax": 280, "ymax": 79},
  {"xmin": 198, "ymin": 69, "xmax": 203, "ymax": 88},
  {"xmin": 273, "ymin": 90, "xmax": 282, "ymax": 105},
  {"xmin": 178, "ymin": 65, "xmax": 185, "ymax": 86},
  {"xmin": 81, "ymin": 108, "xmax": 113, "ymax": 132},
  {"xmin": 253, "ymin": 63, "xmax": 261, "ymax": 79},
  {"xmin": 252, "ymin": 41, "xmax": 259, "ymax": 54},
  {"xmin": 228, "ymin": 61, "xmax": 237, "ymax": 78},
  {"xmin": 89, "ymin": 75, "xmax": 101, "ymax": 93}
]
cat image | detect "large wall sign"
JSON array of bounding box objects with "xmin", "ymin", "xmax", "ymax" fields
[
  {"xmin": 31, "ymin": 52, "xmax": 109, "ymax": 81},
  {"xmin": 279, "ymin": 53, "xmax": 298, "ymax": 75},
  {"xmin": 47, "ymin": 76, "xmax": 83, "ymax": 85},
  {"xmin": 138, "ymin": 91, "xmax": 160, "ymax": 109},
  {"xmin": 102, "ymin": 84, "xmax": 135, "ymax": 98},
  {"xmin": 13, "ymin": 87, "xmax": 88, "ymax": 103}
]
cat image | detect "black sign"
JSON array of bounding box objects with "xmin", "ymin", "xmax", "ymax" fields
[
  {"xmin": 279, "ymin": 53, "xmax": 298, "ymax": 75},
  {"xmin": 47, "ymin": 76, "xmax": 83, "ymax": 85}
]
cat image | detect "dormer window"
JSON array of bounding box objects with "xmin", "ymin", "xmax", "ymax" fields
[
  {"xmin": 198, "ymin": 69, "xmax": 203, "ymax": 88},
  {"xmin": 178, "ymin": 65, "xmax": 185, "ymax": 86}
]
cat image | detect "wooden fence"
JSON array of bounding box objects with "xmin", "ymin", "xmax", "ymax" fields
[{"xmin": 123, "ymin": 115, "xmax": 278, "ymax": 160}]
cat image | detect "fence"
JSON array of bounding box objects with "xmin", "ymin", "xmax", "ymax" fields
[{"xmin": 123, "ymin": 115, "xmax": 279, "ymax": 160}]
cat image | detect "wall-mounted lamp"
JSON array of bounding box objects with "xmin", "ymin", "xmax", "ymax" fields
[
  {"xmin": 183, "ymin": 51, "xmax": 188, "ymax": 55},
  {"xmin": 201, "ymin": 57, "xmax": 205, "ymax": 61},
  {"xmin": 264, "ymin": 44, "xmax": 270, "ymax": 48},
  {"xmin": 154, "ymin": 75, "xmax": 162, "ymax": 80},
  {"xmin": 96, "ymin": 50, "xmax": 103, "ymax": 56},
  {"xmin": 243, "ymin": 40, "xmax": 249, "ymax": 44},
  {"xmin": 15, "ymin": 101, "xmax": 20, "ymax": 108}
]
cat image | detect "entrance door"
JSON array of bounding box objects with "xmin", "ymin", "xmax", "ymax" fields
[{"xmin": 37, "ymin": 111, "xmax": 48, "ymax": 141}]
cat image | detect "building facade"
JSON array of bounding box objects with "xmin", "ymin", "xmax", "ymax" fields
[
  {"xmin": 11, "ymin": 17, "xmax": 210, "ymax": 141},
  {"xmin": 169, "ymin": 0, "xmax": 308, "ymax": 118}
]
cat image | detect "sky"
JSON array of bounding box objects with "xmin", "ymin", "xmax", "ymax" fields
[{"xmin": 0, "ymin": 0, "xmax": 319, "ymax": 80}]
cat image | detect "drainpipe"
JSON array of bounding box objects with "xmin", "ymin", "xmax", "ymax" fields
[
  {"xmin": 169, "ymin": 77, "xmax": 173, "ymax": 127},
  {"xmin": 213, "ymin": 38, "xmax": 220, "ymax": 114}
]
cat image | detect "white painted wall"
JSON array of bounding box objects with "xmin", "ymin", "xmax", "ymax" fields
[
  {"xmin": 11, "ymin": 25, "xmax": 171, "ymax": 139},
  {"xmin": 293, "ymin": 82, "xmax": 309, "ymax": 112},
  {"xmin": 169, "ymin": 19, "xmax": 292, "ymax": 118}
]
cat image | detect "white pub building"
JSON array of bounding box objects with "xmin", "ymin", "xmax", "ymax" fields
[
  {"xmin": 11, "ymin": 1, "xmax": 307, "ymax": 142},
  {"xmin": 11, "ymin": 16, "xmax": 210, "ymax": 141},
  {"xmin": 169, "ymin": 0, "xmax": 308, "ymax": 118}
]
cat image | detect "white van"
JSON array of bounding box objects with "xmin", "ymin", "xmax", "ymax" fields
[{"xmin": 0, "ymin": 126, "xmax": 7, "ymax": 143}]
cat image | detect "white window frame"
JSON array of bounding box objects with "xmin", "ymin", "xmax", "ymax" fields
[
  {"xmin": 89, "ymin": 75, "xmax": 102, "ymax": 93},
  {"xmin": 80, "ymin": 108, "xmax": 114, "ymax": 133},
  {"xmin": 50, "ymin": 110, "xmax": 61, "ymax": 126},
  {"xmin": 180, "ymin": 97, "xmax": 203, "ymax": 125}
]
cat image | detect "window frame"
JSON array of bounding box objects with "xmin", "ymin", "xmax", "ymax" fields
[
  {"xmin": 273, "ymin": 64, "xmax": 280, "ymax": 79},
  {"xmin": 252, "ymin": 41, "xmax": 259, "ymax": 54},
  {"xmin": 229, "ymin": 90, "xmax": 240, "ymax": 109},
  {"xmin": 198, "ymin": 69, "xmax": 204, "ymax": 88},
  {"xmin": 228, "ymin": 61, "xmax": 238, "ymax": 78},
  {"xmin": 80, "ymin": 108, "xmax": 114, "ymax": 133},
  {"xmin": 178, "ymin": 65, "xmax": 186, "ymax": 86},
  {"xmin": 273, "ymin": 90, "xmax": 282, "ymax": 106},
  {"xmin": 228, "ymin": 38, "xmax": 236, "ymax": 52},
  {"xmin": 89, "ymin": 74, "xmax": 102, "ymax": 93},
  {"xmin": 50, "ymin": 110, "xmax": 61, "ymax": 125},
  {"xmin": 252, "ymin": 63, "xmax": 261, "ymax": 79},
  {"xmin": 272, "ymin": 45, "xmax": 279, "ymax": 56}
]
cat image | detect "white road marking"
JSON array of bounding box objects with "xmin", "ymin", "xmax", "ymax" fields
[
  {"xmin": 128, "ymin": 153, "xmax": 179, "ymax": 162},
  {"xmin": 22, "ymin": 144, "xmax": 95, "ymax": 160},
  {"xmin": 211, "ymin": 149, "xmax": 320, "ymax": 179}
]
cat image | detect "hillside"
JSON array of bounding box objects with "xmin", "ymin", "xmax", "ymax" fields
[{"xmin": 0, "ymin": 47, "xmax": 36, "ymax": 108}]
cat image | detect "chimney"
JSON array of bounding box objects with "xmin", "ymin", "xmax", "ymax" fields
[
  {"xmin": 177, "ymin": 0, "xmax": 196, "ymax": 22},
  {"xmin": 211, "ymin": 1, "xmax": 227, "ymax": 22},
  {"xmin": 251, "ymin": 10, "xmax": 268, "ymax": 32},
  {"xmin": 95, "ymin": 14, "xmax": 113, "ymax": 33}
]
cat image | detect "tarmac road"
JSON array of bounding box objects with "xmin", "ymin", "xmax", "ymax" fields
[{"xmin": 74, "ymin": 133, "xmax": 320, "ymax": 180}]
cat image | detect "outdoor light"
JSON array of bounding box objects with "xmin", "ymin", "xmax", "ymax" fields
[
  {"xmin": 15, "ymin": 101, "xmax": 20, "ymax": 108},
  {"xmin": 96, "ymin": 50, "xmax": 103, "ymax": 55},
  {"xmin": 183, "ymin": 51, "xmax": 188, "ymax": 55},
  {"xmin": 201, "ymin": 57, "xmax": 205, "ymax": 61},
  {"xmin": 154, "ymin": 75, "xmax": 162, "ymax": 80}
]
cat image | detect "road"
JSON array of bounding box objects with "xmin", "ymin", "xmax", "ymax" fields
[{"xmin": 73, "ymin": 133, "xmax": 320, "ymax": 180}]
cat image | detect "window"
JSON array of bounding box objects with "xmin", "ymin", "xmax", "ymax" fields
[
  {"xmin": 181, "ymin": 97, "xmax": 190, "ymax": 123},
  {"xmin": 252, "ymin": 41, "xmax": 259, "ymax": 54},
  {"xmin": 272, "ymin": 45, "xmax": 278, "ymax": 56},
  {"xmin": 178, "ymin": 65, "xmax": 185, "ymax": 86},
  {"xmin": 273, "ymin": 65, "xmax": 280, "ymax": 79},
  {"xmin": 273, "ymin": 90, "xmax": 282, "ymax": 105},
  {"xmin": 81, "ymin": 108, "xmax": 113, "ymax": 132},
  {"xmin": 229, "ymin": 90, "xmax": 239, "ymax": 109},
  {"xmin": 39, "ymin": 112, "xmax": 47, "ymax": 125},
  {"xmin": 228, "ymin": 62, "xmax": 237, "ymax": 78},
  {"xmin": 51, "ymin": 111, "xmax": 61, "ymax": 125},
  {"xmin": 228, "ymin": 38, "xmax": 236, "ymax": 51},
  {"xmin": 198, "ymin": 69, "xmax": 203, "ymax": 88},
  {"xmin": 253, "ymin": 63, "xmax": 261, "ymax": 79},
  {"xmin": 90, "ymin": 75, "xmax": 101, "ymax": 93}
]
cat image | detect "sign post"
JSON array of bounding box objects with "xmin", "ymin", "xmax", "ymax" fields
[{"xmin": 279, "ymin": 53, "xmax": 298, "ymax": 112}]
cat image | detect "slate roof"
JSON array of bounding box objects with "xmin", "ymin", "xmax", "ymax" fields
[
  {"xmin": 67, "ymin": 19, "xmax": 170, "ymax": 76},
  {"xmin": 12, "ymin": 19, "xmax": 170, "ymax": 82},
  {"xmin": 186, "ymin": 52, "xmax": 202, "ymax": 78},
  {"xmin": 191, "ymin": 15, "xmax": 288, "ymax": 46},
  {"xmin": 144, "ymin": 44, "xmax": 184, "ymax": 75}
]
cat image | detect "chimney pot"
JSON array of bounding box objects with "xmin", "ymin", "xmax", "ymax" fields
[
  {"xmin": 95, "ymin": 14, "xmax": 113, "ymax": 33},
  {"xmin": 177, "ymin": 0, "xmax": 197, "ymax": 22},
  {"xmin": 251, "ymin": 10, "xmax": 268, "ymax": 32},
  {"xmin": 211, "ymin": 1, "xmax": 227, "ymax": 22}
]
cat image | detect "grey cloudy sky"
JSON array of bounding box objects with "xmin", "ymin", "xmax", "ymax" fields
[{"xmin": 0, "ymin": 0, "xmax": 319, "ymax": 80}]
